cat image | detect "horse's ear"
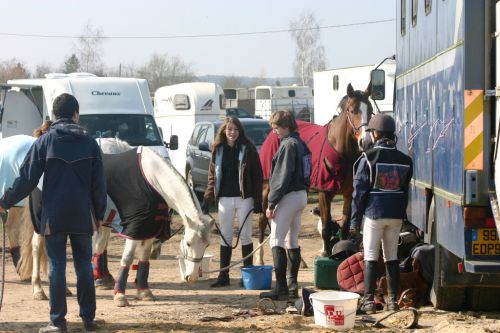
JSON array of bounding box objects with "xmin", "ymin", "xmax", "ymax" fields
[
  {"xmin": 365, "ymin": 82, "xmax": 373, "ymax": 98},
  {"xmin": 347, "ymin": 83, "xmax": 354, "ymax": 97}
]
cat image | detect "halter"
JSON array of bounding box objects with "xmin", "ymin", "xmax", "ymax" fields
[
  {"xmin": 344, "ymin": 99, "xmax": 371, "ymax": 136},
  {"xmin": 181, "ymin": 237, "xmax": 208, "ymax": 263}
]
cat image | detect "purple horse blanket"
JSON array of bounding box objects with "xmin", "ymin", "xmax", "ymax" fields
[{"xmin": 260, "ymin": 121, "xmax": 348, "ymax": 192}]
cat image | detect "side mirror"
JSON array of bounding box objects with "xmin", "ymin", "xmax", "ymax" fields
[
  {"xmin": 198, "ymin": 141, "xmax": 210, "ymax": 152},
  {"xmin": 168, "ymin": 135, "xmax": 178, "ymax": 150},
  {"xmin": 370, "ymin": 69, "xmax": 386, "ymax": 100}
]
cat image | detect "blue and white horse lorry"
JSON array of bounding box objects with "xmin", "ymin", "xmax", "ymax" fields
[
  {"xmin": 0, "ymin": 73, "xmax": 177, "ymax": 154},
  {"xmin": 373, "ymin": 0, "xmax": 500, "ymax": 310}
]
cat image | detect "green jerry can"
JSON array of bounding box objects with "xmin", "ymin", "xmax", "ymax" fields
[{"xmin": 314, "ymin": 256, "xmax": 342, "ymax": 289}]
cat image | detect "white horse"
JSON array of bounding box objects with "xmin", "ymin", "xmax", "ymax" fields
[{"xmin": 9, "ymin": 138, "xmax": 215, "ymax": 306}]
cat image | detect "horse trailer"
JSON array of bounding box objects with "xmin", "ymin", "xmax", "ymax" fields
[
  {"xmin": 153, "ymin": 82, "xmax": 225, "ymax": 176},
  {"xmin": 254, "ymin": 85, "xmax": 313, "ymax": 122},
  {"xmin": 380, "ymin": 0, "xmax": 500, "ymax": 310},
  {"xmin": 0, "ymin": 73, "xmax": 176, "ymax": 159},
  {"xmin": 223, "ymin": 87, "xmax": 255, "ymax": 116},
  {"xmin": 313, "ymin": 61, "xmax": 395, "ymax": 126}
]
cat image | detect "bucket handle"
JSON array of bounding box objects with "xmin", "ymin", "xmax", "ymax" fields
[{"xmin": 309, "ymin": 296, "xmax": 357, "ymax": 320}]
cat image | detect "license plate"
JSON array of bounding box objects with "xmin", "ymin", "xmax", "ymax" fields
[{"xmin": 471, "ymin": 228, "xmax": 500, "ymax": 256}]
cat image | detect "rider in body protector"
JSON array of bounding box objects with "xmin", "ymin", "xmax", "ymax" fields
[
  {"xmin": 202, "ymin": 117, "xmax": 263, "ymax": 288},
  {"xmin": 260, "ymin": 110, "xmax": 311, "ymax": 300},
  {"xmin": 350, "ymin": 113, "xmax": 413, "ymax": 313}
]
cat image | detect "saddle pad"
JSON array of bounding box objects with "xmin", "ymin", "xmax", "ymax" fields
[{"xmin": 337, "ymin": 252, "xmax": 365, "ymax": 294}]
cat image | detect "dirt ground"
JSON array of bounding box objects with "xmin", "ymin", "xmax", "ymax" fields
[{"xmin": 1, "ymin": 199, "xmax": 500, "ymax": 333}]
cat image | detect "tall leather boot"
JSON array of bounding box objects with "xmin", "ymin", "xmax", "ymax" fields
[
  {"xmin": 211, "ymin": 246, "xmax": 232, "ymax": 288},
  {"xmin": 287, "ymin": 248, "xmax": 301, "ymax": 298},
  {"xmin": 242, "ymin": 243, "xmax": 254, "ymax": 267},
  {"xmin": 360, "ymin": 260, "xmax": 378, "ymax": 314},
  {"xmin": 259, "ymin": 246, "xmax": 288, "ymax": 300},
  {"xmin": 385, "ymin": 260, "xmax": 400, "ymax": 311}
]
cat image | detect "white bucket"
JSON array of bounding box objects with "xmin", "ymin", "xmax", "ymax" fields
[
  {"xmin": 309, "ymin": 290, "xmax": 360, "ymax": 330},
  {"xmin": 177, "ymin": 254, "xmax": 213, "ymax": 281}
]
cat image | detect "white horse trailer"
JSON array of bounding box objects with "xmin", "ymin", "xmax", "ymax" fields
[
  {"xmin": 254, "ymin": 85, "xmax": 313, "ymax": 122},
  {"xmin": 0, "ymin": 73, "xmax": 175, "ymax": 158},
  {"xmin": 223, "ymin": 87, "xmax": 255, "ymax": 115},
  {"xmin": 313, "ymin": 61, "xmax": 395, "ymax": 125},
  {"xmin": 153, "ymin": 82, "xmax": 225, "ymax": 176}
]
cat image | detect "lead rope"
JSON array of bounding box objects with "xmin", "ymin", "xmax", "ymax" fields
[
  {"xmin": 214, "ymin": 207, "xmax": 254, "ymax": 250},
  {"xmin": 0, "ymin": 214, "xmax": 6, "ymax": 313}
]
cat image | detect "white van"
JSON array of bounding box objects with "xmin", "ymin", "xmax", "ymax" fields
[
  {"xmin": 0, "ymin": 73, "xmax": 177, "ymax": 158},
  {"xmin": 254, "ymin": 85, "xmax": 313, "ymax": 122},
  {"xmin": 313, "ymin": 61, "xmax": 395, "ymax": 125},
  {"xmin": 153, "ymin": 82, "xmax": 225, "ymax": 176}
]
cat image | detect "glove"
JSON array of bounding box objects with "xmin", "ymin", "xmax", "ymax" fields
[
  {"xmin": 201, "ymin": 199, "xmax": 211, "ymax": 214},
  {"xmin": 253, "ymin": 201, "xmax": 263, "ymax": 214}
]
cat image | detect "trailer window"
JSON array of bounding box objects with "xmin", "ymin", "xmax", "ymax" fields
[
  {"xmin": 425, "ymin": 0, "xmax": 431, "ymax": 15},
  {"xmin": 174, "ymin": 94, "xmax": 190, "ymax": 110},
  {"xmin": 412, "ymin": 0, "xmax": 417, "ymax": 26},
  {"xmin": 288, "ymin": 90, "xmax": 296, "ymax": 98},
  {"xmin": 256, "ymin": 89, "xmax": 270, "ymax": 99},
  {"xmin": 224, "ymin": 89, "xmax": 237, "ymax": 99},
  {"xmin": 219, "ymin": 94, "xmax": 226, "ymax": 110},
  {"xmin": 401, "ymin": 0, "xmax": 406, "ymax": 36},
  {"xmin": 333, "ymin": 75, "xmax": 339, "ymax": 91}
]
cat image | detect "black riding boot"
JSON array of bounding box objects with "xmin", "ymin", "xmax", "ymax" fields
[
  {"xmin": 242, "ymin": 243, "xmax": 254, "ymax": 267},
  {"xmin": 385, "ymin": 260, "xmax": 400, "ymax": 311},
  {"xmin": 360, "ymin": 260, "xmax": 378, "ymax": 314},
  {"xmin": 259, "ymin": 246, "xmax": 288, "ymax": 300},
  {"xmin": 211, "ymin": 246, "xmax": 232, "ymax": 288},
  {"xmin": 287, "ymin": 248, "xmax": 301, "ymax": 298}
]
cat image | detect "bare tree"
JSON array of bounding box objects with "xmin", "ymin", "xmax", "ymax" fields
[
  {"xmin": 34, "ymin": 62, "xmax": 55, "ymax": 78},
  {"xmin": 289, "ymin": 11, "xmax": 326, "ymax": 86},
  {"xmin": 0, "ymin": 59, "xmax": 30, "ymax": 82},
  {"xmin": 62, "ymin": 54, "xmax": 81, "ymax": 73},
  {"xmin": 137, "ymin": 53, "xmax": 196, "ymax": 92},
  {"xmin": 76, "ymin": 23, "xmax": 105, "ymax": 73},
  {"xmin": 221, "ymin": 75, "xmax": 245, "ymax": 88},
  {"xmin": 249, "ymin": 69, "xmax": 268, "ymax": 87}
]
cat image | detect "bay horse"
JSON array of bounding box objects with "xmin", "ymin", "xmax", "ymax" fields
[
  {"xmin": 7, "ymin": 138, "xmax": 214, "ymax": 306},
  {"xmin": 256, "ymin": 83, "xmax": 372, "ymax": 263}
]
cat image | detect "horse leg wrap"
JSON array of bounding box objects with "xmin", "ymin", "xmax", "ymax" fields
[
  {"xmin": 92, "ymin": 252, "xmax": 104, "ymax": 279},
  {"xmin": 114, "ymin": 266, "xmax": 130, "ymax": 294},
  {"xmin": 135, "ymin": 261, "xmax": 150, "ymax": 290},
  {"xmin": 9, "ymin": 246, "xmax": 20, "ymax": 268},
  {"xmin": 102, "ymin": 250, "xmax": 112, "ymax": 276}
]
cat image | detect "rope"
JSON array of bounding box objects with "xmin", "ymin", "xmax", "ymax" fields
[
  {"xmin": 203, "ymin": 233, "xmax": 271, "ymax": 274},
  {"xmin": 214, "ymin": 207, "xmax": 253, "ymax": 249},
  {"xmin": 0, "ymin": 214, "xmax": 6, "ymax": 313}
]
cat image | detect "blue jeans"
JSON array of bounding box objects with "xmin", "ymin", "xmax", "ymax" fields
[{"xmin": 45, "ymin": 233, "xmax": 96, "ymax": 326}]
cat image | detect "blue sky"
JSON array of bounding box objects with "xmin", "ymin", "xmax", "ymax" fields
[{"xmin": 0, "ymin": 0, "xmax": 396, "ymax": 77}]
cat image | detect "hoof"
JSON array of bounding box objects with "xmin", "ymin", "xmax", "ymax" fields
[
  {"xmin": 114, "ymin": 293, "xmax": 130, "ymax": 307},
  {"xmin": 95, "ymin": 275, "xmax": 115, "ymax": 290},
  {"xmin": 65, "ymin": 288, "xmax": 73, "ymax": 296},
  {"xmin": 33, "ymin": 290, "xmax": 48, "ymax": 300},
  {"xmin": 136, "ymin": 289, "xmax": 155, "ymax": 301}
]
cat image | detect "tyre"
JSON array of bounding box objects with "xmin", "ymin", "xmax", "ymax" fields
[
  {"xmin": 467, "ymin": 287, "xmax": 500, "ymax": 311},
  {"xmin": 428, "ymin": 199, "xmax": 465, "ymax": 310}
]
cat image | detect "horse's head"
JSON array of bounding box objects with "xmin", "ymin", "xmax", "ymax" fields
[
  {"xmin": 179, "ymin": 213, "xmax": 215, "ymax": 282},
  {"xmin": 344, "ymin": 83, "xmax": 373, "ymax": 151}
]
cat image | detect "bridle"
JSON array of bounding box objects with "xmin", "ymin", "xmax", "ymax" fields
[
  {"xmin": 345, "ymin": 99, "xmax": 372, "ymax": 137},
  {"xmin": 181, "ymin": 237, "xmax": 208, "ymax": 263}
]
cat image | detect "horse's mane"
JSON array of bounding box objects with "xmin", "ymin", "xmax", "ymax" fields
[{"xmin": 97, "ymin": 137, "xmax": 133, "ymax": 154}]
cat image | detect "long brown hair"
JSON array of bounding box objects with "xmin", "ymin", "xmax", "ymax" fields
[
  {"xmin": 213, "ymin": 117, "xmax": 251, "ymax": 149},
  {"xmin": 33, "ymin": 120, "xmax": 53, "ymax": 138}
]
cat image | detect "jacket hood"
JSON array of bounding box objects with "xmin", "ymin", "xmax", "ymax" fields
[{"xmin": 50, "ymin": 118, "xmax": 87, "ymax": 139}]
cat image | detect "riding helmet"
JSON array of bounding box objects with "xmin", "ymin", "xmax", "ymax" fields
[{"xmin": 367, "ymin": 114, "xmax": 396, "ymax": 133}]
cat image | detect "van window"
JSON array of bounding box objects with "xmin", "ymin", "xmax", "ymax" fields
[
  {"xmin": 425, "ymin": 0, "xmax": 431, "ymax": 15},
  {"xmin": 219, "ymin": 94, "xmax": 226, "ymax": 110},
  {"xmin": 401, "ymin": 0, "xmax": 406, "ymax": 36},
  {"xmin": 333, "ymin": 75, "xmax": 339, "ymax": 91},
  {"xmin": 196, "ymin": 125, "xmax": 209, "ymax": 145},
  {"xmin": 189, "ymin": 125, "xmax": 202, "ymax": 145},
  {"xmin": 174, "ymin": 94, "xmax": 190, "ymax": 110},
  {"xmin": 412, "ymin": 0, "xmax": 417, "ymax": 26},
  {"xmin": 288, "ymin": 90, "xmax": 296, "ymax": 98},
  {"xmin": 256, "ymin": 88, "xmax": 271, "ymax": 99}
]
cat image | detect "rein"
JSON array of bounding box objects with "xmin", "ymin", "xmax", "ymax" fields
[{"xmin": 215, "ymin": 207, "xmax": 253, "ymax": 249}]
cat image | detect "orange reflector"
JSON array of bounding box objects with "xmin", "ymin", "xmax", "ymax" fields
[{"xmin": 457, "ymin": 262, "xmax": 464, "ymax": 273}]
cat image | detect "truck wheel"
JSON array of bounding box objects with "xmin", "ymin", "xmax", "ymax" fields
[
  {"xmin": 429, "ymin": 199, "xmax": 465, "ymax": 310},
  {"xmin": 467, "ymin": 287, "xmax": 500, "ymax": 311}
]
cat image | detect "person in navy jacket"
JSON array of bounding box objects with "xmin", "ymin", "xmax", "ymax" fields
[
  {"xmin": 350, "ymin": 113, "xmax": 413, "ymax": 314},
  {"xmin": 0, "ymin": 93, "xmax": 107, "ymax": 333}
]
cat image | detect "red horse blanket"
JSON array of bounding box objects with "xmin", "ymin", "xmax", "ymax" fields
[{"xmin": 260, "ymin": 121, "xmax": 348, "ymax": 191}]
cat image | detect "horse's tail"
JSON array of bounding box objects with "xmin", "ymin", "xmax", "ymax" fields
[{"xmin": 16, "ymin": 204, "xmax": 47, "ymax": 280}]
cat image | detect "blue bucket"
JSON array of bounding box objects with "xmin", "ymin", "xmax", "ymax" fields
[{"xmin": 240, "ymin": 265, "xmax": 273, "ymax": 290}]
